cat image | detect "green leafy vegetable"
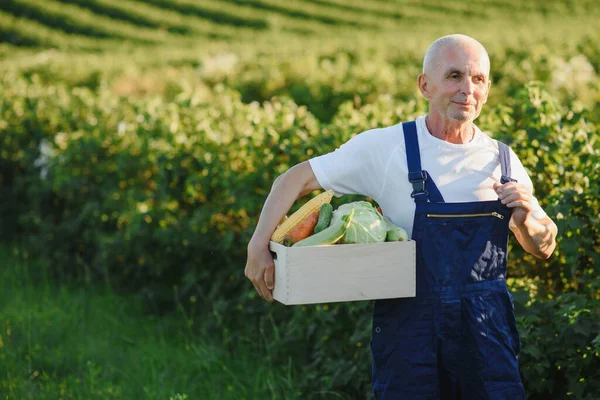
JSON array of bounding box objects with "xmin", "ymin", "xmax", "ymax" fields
[{"xmin": 331, "ymin": 201, "xmax": 387, "ymax": 244}]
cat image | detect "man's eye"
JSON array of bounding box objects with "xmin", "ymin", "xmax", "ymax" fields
[{"xmin": 474, "ymin": 76, "xmax": 485, "ymax": 83}]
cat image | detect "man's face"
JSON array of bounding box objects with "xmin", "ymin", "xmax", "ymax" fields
[{"xmin": 421, "ymin": 45, "xmax": 491, "ymax": 123}]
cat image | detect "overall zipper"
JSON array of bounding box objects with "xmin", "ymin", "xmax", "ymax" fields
[{"xmin": 427, "ymin": 212, "xmax": 504, "ymax": 219}]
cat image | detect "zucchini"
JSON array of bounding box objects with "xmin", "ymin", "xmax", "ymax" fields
[
  {"xmin": 293, "ymin": 208, "xmax": 355, "ymax": 247},
  {"xmin": 313, "ymin": 203, "xmax": 333, "ymax": 234}
]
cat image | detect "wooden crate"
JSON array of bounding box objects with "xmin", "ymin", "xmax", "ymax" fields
[{"xmin": 269, "ymin": 240, "xmax": 416, "ymax": 305}]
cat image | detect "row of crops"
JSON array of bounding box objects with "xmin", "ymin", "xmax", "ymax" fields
[
  {"xmin": 1, "ymin": 0, "xmax": 599, "ymax": 49},
  {"xmin": 2, "ymin": 31, "xmax": 597, "ymax": 124}
]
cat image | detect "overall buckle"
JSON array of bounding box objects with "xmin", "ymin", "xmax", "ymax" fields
[{"xmin": 409, "ymin": 170, "xmax": 428, "ymax": 198}]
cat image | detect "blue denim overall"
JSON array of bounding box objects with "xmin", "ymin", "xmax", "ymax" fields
[{"xmin": 371, "ymin": 121, "xmax": 525, "ymax": 399}]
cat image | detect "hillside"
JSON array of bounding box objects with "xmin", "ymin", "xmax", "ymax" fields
[{"xmin": 0, "ymin": 0, "xmax": 598, "ymax": 51}]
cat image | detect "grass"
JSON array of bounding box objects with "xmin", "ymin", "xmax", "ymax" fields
[{"xmin": 0, "ymin": 243, "xmax": 301, "ymax": 399}]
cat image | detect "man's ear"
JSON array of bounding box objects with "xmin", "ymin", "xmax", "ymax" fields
[{"xmin": 418, "ymin": 74, "xmax": 430, "ymax": 98}]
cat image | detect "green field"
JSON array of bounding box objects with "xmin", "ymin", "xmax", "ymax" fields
[
  {"xmin": 1, "ymin": 1, "xmax": 599, "ymax": 399},
  {"xmin": 0, "ymin": 243, "xmax": 303, "ymax": 399},
  {"xmin": 0, "ymin": 0, "xmax": 598, "ymax": 49}
]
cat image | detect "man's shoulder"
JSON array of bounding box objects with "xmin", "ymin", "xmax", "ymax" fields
[
  {"xmin": 350, "ymin": 122, "xmax": 406, "ymax": 147},
  {"xmin": 357, "ymin": 117, "xmax": 426, "ymax": 141},
  {"xmin": 362, "ymin": 122, "xmax": 405, "ymax": 136},
  {"xmin": 473, "ymin": 125, "xmax": 502, "ymax": 150}
]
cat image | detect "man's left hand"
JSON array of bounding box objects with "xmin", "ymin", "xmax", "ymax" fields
[{"xmin": 493, "ymin": 181, "xmax": 533, "ymax": 226}]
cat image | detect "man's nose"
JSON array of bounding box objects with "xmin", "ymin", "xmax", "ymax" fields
[{"xmin": 460, "ymin": 78, "xmax": 475, "ymax": 95}]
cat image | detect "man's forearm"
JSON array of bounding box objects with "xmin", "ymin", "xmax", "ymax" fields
[
  {"xmin": 248, "ymin": 168, "xmax": 312, "ymax": 249},
  {"xmin": 511, "ymin": 216, "xmax": 558, "ymax": 259}
]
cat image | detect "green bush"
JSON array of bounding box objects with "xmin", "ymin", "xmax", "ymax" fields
[
  {"xmin": 484, "ymin": 83, "xmax": 600, "ymax": 295},
  {"xmin": 514, "ymin": 288, "xmax": 600, "ymax": 399},
  {"xmin": 1, "ymin": 65, "xmax": 599, "ymax": 399}
]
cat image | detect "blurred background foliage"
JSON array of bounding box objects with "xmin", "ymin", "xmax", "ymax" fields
[{"xmin": 0, "ymin": 0, "xmax": 599, "ymax": 398}]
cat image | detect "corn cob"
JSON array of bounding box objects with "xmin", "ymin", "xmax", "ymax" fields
[{"xmin": 271, "ymin": 189, "xmax": 334, "ymax": 243}]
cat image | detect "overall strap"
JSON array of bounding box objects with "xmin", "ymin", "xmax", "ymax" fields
[
  {"xmin": 402, "ymin": 121, "xmax": 444, "ymax": 203},
  {"xmin": 498, "ymin": 142, "xmax": 518, "ymax": 184}
]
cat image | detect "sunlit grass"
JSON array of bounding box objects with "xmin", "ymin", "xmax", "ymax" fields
[{"xmin": 0, "ymin": 243, "xmax": 300, "ymax": 399}]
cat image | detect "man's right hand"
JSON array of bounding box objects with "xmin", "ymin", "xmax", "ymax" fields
[
  {"xmin": 245, "ymin": 241, "xmax": 275, "ymax": 302},
  {"xmin": 244, "ymin": 161, "xmax": 323, "ymax": 303}
]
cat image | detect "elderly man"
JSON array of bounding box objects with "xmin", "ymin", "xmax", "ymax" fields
[{"xmin": 245, "ymin": 34, "xmax": 557, "ymax": 399}]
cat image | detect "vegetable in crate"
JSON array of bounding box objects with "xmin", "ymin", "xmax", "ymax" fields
[
  {"xmin": 313, "ymin": 203, "xmax": 333, "ymax": 234},
  {"xmin": 334, "ymin": 201, "xmax": 387, "ymax": 244},
  {"xmin": 384, "ymin": 216, "xmax": 409, "ymax": 242},
  {"xmin": 270, "ymin": 190, "xmax": 334, "ymax": 246},
  {"xmin": 293, "ymin": 208, "xmax": 355, "ymax": 247}
]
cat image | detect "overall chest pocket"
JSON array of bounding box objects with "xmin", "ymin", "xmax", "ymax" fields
[{"xmin": 419, "ymin": 213, "xmax": 508, "ymax": 284}]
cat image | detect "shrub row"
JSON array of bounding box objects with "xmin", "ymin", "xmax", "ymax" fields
[
  {"xmin": 3, "ymin": 24, "xmax": 598, "ymax": 122},
  {"xmin": 142, "ymin": 0, "xmax": 269, "ymax": 30},
  {"xmin": 0, "ymin": 0, "xmax": 182, "ymax": 44},
  {"xmin": 0, "ymin": 10, "xmax": 122, "ymax": 50},
  {"xmin": 1, "ymin": 72, "xmax": 598, "ymax": 397},
  {"xmin": 57, "ymin": 0, "xmax": 211, "ymax": 36}
]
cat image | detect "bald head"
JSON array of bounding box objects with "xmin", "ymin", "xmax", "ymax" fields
[
  {"xmin": 423, "ymin": 34, "xmax": 490, "ymax": 76},
  {"xmin": 417, "ymin": 34, "xmax": 492, "ymax": 126}
]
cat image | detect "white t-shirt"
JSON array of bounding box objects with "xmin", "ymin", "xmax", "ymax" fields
[{"xmin": 308, "ymin": 115, "xmax": 547, "ymax": 239}]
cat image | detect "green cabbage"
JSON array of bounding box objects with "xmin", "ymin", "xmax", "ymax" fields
[{"xmin": 331, "ymin": 201, "xmax": 387, "ymax": 244}]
